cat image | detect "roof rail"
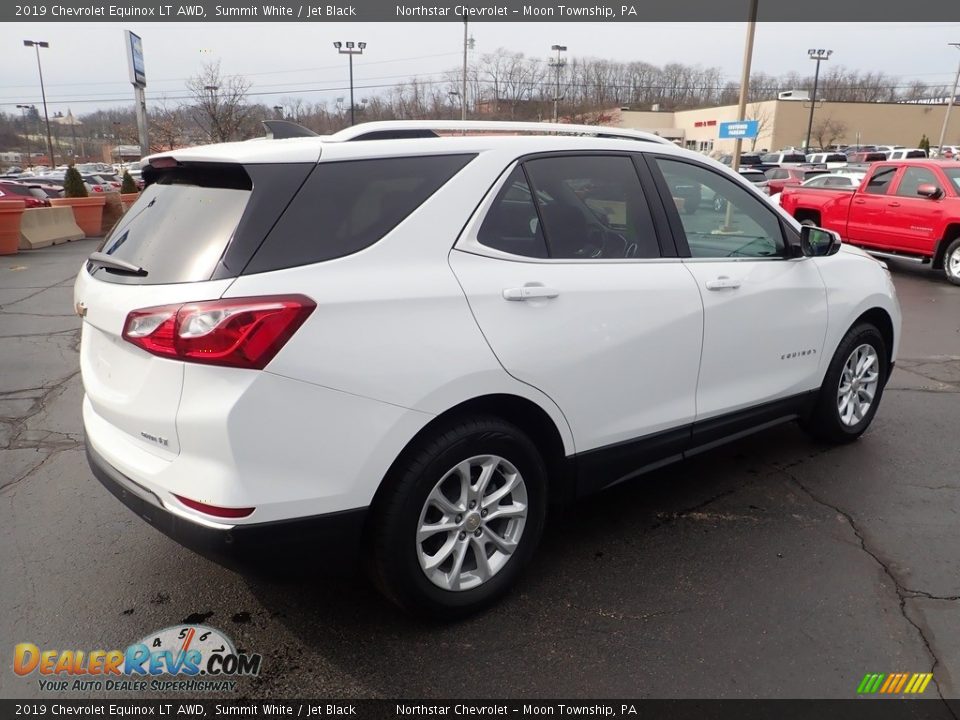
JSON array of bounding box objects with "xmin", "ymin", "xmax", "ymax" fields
[{"xmin": 327, "ymin": 120, "xmax": 671, "ymax": 145}]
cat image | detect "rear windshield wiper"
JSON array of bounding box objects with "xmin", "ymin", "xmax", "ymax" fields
[{"xmin": 86, "ymin": 252, "xmax": 148, "ymax": 277}]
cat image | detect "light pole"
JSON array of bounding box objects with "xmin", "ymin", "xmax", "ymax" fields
[
  {"xmin": 804, "ymin": 48, "xmax": 833, "ymax": 153},
  {"xmin": 461, "ymin": 22, "xmax": 468, "ymax": 121},
  {"xmin": 550, "ymin": 44, "xmax": 567, "ymax": 123},
  {"xmin": 23, "ymin": 40, "xmax": 56, "ymax": 168},
  {"xmin": 936, "ymin": 43, "xmax": 960, "ymax": 156},
  {"xmin": 16, "ymin": 104, "xmax": 34, "ymax": 168},
  {"xmin": 333, "ymin": 41, "xmax": 366, "ymax": 126}
]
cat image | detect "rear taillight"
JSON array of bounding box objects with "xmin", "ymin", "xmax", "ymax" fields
[
  {"xmin": 122, "ymin": 295, "xmax": 315, "ymax": 369},
  {"xmin": 172, "ymin": 494, "xmax": 254, "ymax": 519}
]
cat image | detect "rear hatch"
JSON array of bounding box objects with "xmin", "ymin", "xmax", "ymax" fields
[{"xmin": 76, "ymin": 159, "xmax": 313, "ymax": 458}]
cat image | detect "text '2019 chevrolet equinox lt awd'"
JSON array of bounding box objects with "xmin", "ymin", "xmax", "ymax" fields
[{"xmin": 77, "ymin": 120, "xmax": 900, "ymax": 617}]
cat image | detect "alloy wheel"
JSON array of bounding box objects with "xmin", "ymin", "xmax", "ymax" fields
[
  {"xmin": 416, "ymin": 455, "xmax": 528, "ymax": 591},
  {"xmin": 837, "ymin": 343, "xmax": 880, "ymax": 427}
]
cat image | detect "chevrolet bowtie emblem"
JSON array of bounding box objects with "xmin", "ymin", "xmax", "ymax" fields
[{"xmin": 75, "ymin": 302, "xmax": 87, "ymax": 318}]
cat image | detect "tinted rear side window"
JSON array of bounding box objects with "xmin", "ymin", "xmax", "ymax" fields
[{"xmin": 246, "ymin": 154, "xmax": 474, "ymax": 274}]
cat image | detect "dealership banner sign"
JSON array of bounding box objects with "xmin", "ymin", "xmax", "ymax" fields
[{"xmin": 7, "ymin": 0, "xmax": 960, "ymax": 22}]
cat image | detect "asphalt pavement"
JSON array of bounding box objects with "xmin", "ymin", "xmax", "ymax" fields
[{"xmin": 1, "ymin": 240, "xmax": 958, "ymax": 702}]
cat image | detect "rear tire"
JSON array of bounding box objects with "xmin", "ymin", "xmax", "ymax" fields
[
  {"xmin": 800, "ymin": 323, "xmax": 888, "ymax": 444},
  {"xmin": 368, "ymin": 417, "xmax": 547, "ymax": 619},
  {"xmin": 943, "ymin": 237, "xmax": 960, "ymax": 286}
]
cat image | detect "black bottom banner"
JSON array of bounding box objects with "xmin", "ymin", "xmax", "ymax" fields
[{"xmin": 3, "ymin": 700, "xmax": 960, "ymax": 720}]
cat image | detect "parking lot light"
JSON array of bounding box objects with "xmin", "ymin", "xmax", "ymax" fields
[
  {"xmin": 334, "ymin": 41, "xmax": 366, "ymax": 126},
  {"xmin": 550, "ymin": 44, "xmax": 568, "ymax": 123},
  {"xmin": 23, "ymin": 40, "xmax": 55, "ymax": 168},
  {"xmin": 804, "ymin": 49, "xmax": 833, "ymax": 154}
]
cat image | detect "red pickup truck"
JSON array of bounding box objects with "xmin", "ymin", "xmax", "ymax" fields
[{"xmin": 780, "ymin": 160, "xmax": 960, "ymax": 285}]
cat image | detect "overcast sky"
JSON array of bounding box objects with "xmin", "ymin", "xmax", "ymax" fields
[{"xmin": 4, "ymin": 22, "xmax": 960, "ymax": 116}]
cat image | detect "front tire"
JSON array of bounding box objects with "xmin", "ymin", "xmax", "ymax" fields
[
  {"xmin": 800, "ymin": 323, "xmax": 888, "ymax": 444},
  {"xmin": 943, "ymin": 237, "xmax": 960, "ymax": 286},
  {"xmin": 368, "ymin": 417, "xmax": 547, "ymax": 618}
]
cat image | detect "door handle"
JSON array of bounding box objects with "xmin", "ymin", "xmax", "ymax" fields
[
  {"xmin": 705, "ymin": 276, "xmax": 742, "ymax": 291},
  {"xmin": 887, "ymin": 201, "xmax": 901, "ymax": 207},
  {"xmin": 853, "ymin": 199, "xmax": 866, "ymax": 205},
  {"xmin": 503, "ymin": 286, "xmax": 560, "ymax": 301}
]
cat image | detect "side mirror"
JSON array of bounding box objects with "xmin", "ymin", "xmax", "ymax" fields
[
  {"xmin": 916, "ymin": 183, "xmax": 943, "ymax": 199},
  {"xmin": 800, "ymin": 225, "xmax": 841, "ymax": 257}
]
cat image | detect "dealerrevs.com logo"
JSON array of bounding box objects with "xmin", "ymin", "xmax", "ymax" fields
[{"xmin": 13, "ymin": 625, "xmax": 262, "ymax": 693}]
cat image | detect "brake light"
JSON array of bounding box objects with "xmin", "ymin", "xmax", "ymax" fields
[{"xmin": 122, "ymin": 295, "xmax": 315, "ymax": 369}]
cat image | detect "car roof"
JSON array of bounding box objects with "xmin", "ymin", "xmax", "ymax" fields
[
  {"xmin": 876, "ymin": 159, "xmax": 960, "ymax": 168},
  {"xmin": 145, "ymin": 120, "xmax": 677, "ymax": 166}
]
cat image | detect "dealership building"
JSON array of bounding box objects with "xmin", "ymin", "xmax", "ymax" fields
[{"xmin": 615, "ymin": 98, "xmax": 960, "ymax": 154}]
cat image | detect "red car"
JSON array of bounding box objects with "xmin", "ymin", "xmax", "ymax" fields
[
  {"xmin": 0, "ymin": 181, "xmax": 51, "ymax": 208},
  {"xmin": 780, "ymin": 160, "xmax": 960, "ymax": 284},
  {"xmin": 764, "ymin": 167, "xmax": 829, "ymax": 194}
]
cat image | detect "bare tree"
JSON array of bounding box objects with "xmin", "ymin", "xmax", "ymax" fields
[
  {"xmin": 149, "ymin": 97, "xmax": 186, "ymax": 152},
  {"xmin": 187, "ymin": 61, "xmax": 253, "ymax": 143},
  {"xmin": 812, "ymin": 117, "xmax": 849, "ymax": 150},
  {"xmin": 746, "ymin": 102, "xmax": 773, "ymax": 151}
]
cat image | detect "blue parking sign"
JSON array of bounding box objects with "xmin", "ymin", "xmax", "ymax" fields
[{"xmin": 718, "ymin": 120, "xmax": 759, "ymax": 139}]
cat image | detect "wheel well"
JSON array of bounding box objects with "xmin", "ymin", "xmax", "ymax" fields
[
  {"xmin": 370, "ymin": 394, "xmax": 573, "ymax": 514},
  {"xmin": 932, "ymin": 224, "xmax": 960, "ymax": 269},
  {"xmin": 853, "ymin": 307, "xmax": 895, "ymax": 366},
  {"xmin": 794, "ymin": 209, "xmax": 821, "ymax": 225}
]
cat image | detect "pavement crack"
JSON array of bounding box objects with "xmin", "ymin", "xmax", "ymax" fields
[
  {"xmin": 0, "ymin": 369, "xmax": 81, "ymax": 452},
  {"xmin": 782, "ymin": 468, "xmax": 953, "ymax": 709},
  {"xmin": 0, "ymin": 450, "xmax": 56, "ymax": 493},
  {"xmin": 0, "ymin": 273, "xmax": 78, "ymax": 309}
]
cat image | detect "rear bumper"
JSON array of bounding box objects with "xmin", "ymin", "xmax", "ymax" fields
[{"xmin": 86, "ymin": 443, "xmax": 368, "ymax": 573}]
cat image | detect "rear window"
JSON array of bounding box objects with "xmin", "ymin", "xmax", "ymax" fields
[
  {"xmin": 245, "ymin": 154, "xmax": 474, "ymax": 274},
  {"xmin": 782, "ymin": 154, "xmax": 806, "ymax": 163},
  {"xmin": 92, "ymin": 163, "xmax": 254, "ymax": 285}
]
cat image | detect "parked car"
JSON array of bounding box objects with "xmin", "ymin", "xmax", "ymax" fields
[
  {"xmin": 885, "ymin": 149, "xmax": 927, "ymax": 161},
  {"xmin": 770, "ymin": 172, "xmax": 867, "ymax": 207},
  {"xmin": 18, "ymin": 175, "xmax": 95, "ymax": 195},
  {"xmin": 0, "ymin": 181, "xmax": 51, "ymax": 208},
  {"xmin": 764, "ymin": 167, "xmax": 830, "ymax": 194},
  {"xmin": 76, "ymin": 120, "xmax": 901, "ymax": 616},
  {"xmin": 799, "ymin": 172, "xmax": 866, "ymax": 189},
  {"xmin": 781, "ymin": 159, "xmax": 960, "ymax": 284},
  {"xmin": 806, "ymin": 152, "xmax": 848, "ymax": 168},
  {"xmin": 760, "ymin": 151, "xmax": 807, "ymax": 166},
  {"xmin": 846, "ymin": 151, "xmax": 888, "ymax": 163},
  {"xmin": 704, "ymin": 167, "xmax": 772, "ymax": 210}
]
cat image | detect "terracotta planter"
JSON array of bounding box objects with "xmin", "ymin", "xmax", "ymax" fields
[
  {"xmin": 0, "ymin": 200, "xmax": 27, "ymax": 255},
  {"xmin": 49, "ymin": 195, "xmax": 106, "ymax": 238},
  {"xmin": 100, "ymin": 192, "xmax": 124, "ymax": 236},
  {"xmin": 120, "ymin": 192, "xmax": 140, "ymax": 212}
]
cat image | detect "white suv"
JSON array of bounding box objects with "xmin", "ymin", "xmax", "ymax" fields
[{"xmin": 76, "ymin": 121, "xmax": 900, "ymax": 617}]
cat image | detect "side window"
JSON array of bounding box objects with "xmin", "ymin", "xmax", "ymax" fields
[
  {"xmin": 246, "ymin": 154, "xmax": 475, "ymax": 274},
  {"xmin": 864, "ymin": 167, "xmax": 898, "ymax": 195},
  {"xmin": 522, "ymin": 155, "xmax": 660, "ymax": 259},
  {"xmin": 476, "ymin": 166, "xmax": 548, "ymax": 258},
  {"xmin": 653, "ymin": 157, "xmax": 786, "ymax": 259},
  {"xmin": 896, "ymin": 167, "xmax": 940, "ymax": 198}
]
